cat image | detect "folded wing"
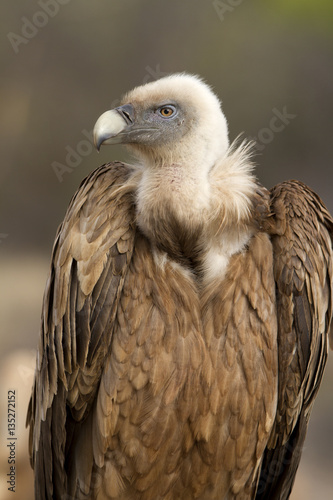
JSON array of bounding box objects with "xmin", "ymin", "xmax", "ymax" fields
[
  {"xmin": 27, "ymin": 162, "xmax": 136, "ymax": 499},
  {"xmin": 257, "ymin": 180, "xmax": 333, "ymax": 499}
]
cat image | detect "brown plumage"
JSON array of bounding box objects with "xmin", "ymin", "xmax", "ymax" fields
[{"xmin": 27, "ymin": 74, "xmax": 333, "ymax": 499}]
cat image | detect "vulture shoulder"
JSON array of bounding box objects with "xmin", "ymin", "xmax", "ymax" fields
[
  {"xmin": 257, "ymin": 180, "xmax": 333, "ymax": 499},
  {"xmin": 27, "ymin": 161, "xmax": 137, "ymax": 498}
]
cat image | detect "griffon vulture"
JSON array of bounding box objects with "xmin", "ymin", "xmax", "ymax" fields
[{"xmin": 27, "ymin": 74, "xmax": 333, "ymax": 499}]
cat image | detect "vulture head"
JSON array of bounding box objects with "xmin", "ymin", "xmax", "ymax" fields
[
  {"xmin": 93, "ymin": 73, "xmax": 256, "ymax": 259},
  {"xmin": 93, "ymin": 74, "xmax": 230, "ymax": 170}
]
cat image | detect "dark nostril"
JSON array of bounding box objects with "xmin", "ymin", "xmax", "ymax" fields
[
  {"xmin": 122, "ymin": 111, "xmax": 132, "ymax": 123},
  {"xmin": 116, "ymin": 104, "xmax": 135, "ymax": 125}
]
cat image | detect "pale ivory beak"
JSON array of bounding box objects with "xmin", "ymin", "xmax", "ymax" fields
[{"xmin": 93, "ymin": 109, "xmax": 129, "ymax": 150}]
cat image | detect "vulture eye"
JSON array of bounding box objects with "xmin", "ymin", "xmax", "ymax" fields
[{"xmin": 157, "ymin": 105, "xmax": 177, "ymax": 118}]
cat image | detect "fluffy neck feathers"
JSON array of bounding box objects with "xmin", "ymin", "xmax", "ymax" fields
[{"xmin": 131, "ymin": 140, "xmax": 258, "ymax": 268}]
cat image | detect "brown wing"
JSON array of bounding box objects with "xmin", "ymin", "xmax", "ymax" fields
[
  {"xmin": 26, "ymin": 162, "xmax": 137, "ymax": 499},
  {"xmin": 256, "ymin": 180, "xmax": 333, "ymax": 499}
]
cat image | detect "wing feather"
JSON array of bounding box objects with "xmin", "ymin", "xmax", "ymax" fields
[
  {"xmin": 256, "ymin": 180, "xmax": 333, "ymax": 499},
  {"xmin": 27, "ymin": 162, "xmax": 136, "ymax": 499}
]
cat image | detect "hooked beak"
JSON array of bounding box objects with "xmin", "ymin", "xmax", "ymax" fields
[{"xmin": 93, "ymin": 104, "xmax": 135, "ymax": 151}]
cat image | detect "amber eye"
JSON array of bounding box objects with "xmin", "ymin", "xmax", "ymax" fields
[{"xmin": 157, "ymin": 105, "xmax": 177, "ymax": 118}]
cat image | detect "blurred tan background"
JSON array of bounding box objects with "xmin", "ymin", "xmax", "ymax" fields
[{"xmin": 0, "ymin": 1, "xmax": 332, "ymax": 498}]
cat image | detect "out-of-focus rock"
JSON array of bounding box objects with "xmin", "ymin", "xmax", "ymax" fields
[{"xmin": 0, "ymin": 349, "xmax": 35, "ymax": 500}]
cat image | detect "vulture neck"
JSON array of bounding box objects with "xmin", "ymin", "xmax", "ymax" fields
[
  {"xmin": 137, "ymin": 158, "xmax": 211, "ymax": 223},
  {"xmin": 134, "ymin": 143, "xmax": 257, "ymax": 274}
]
